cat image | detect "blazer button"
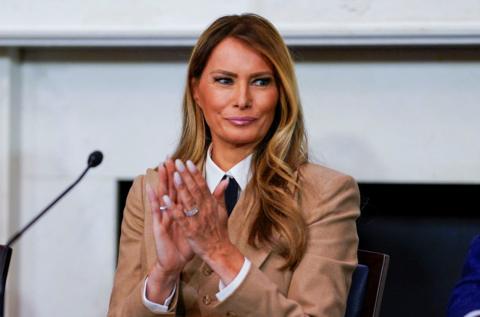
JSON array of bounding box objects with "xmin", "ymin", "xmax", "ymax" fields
[
  {"xmin": 226, "ymin": 312, "xmax": 237, "ymax": 317},
  {"xmin": 202, "ymin": 295, "xmax": 212, "ymax": 305},
  {"xmin": 202, "ymin": 265, "xmax": 213, "ymax": 276}
]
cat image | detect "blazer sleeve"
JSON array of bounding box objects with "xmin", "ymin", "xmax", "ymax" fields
[
  {"xmin": 107, "ymin": 175, "xmax": 178, "ymax": 317},
  {"xmin": 210, "ymin": 172, "xmax": 360, "ymax": 317}
]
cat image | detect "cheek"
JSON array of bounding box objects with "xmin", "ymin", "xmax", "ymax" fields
[
  {"xmin": 258, "ymin": 90, "xmax": 279, "ymax": 118},
  {"xmin": 198, "ymin": 89, "xmax": 232, "ymax": 114}
]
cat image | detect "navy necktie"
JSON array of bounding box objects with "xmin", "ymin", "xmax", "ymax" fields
[{"xmin": 223, "ymin": 175, "xmax": 240, "ymax": 216}]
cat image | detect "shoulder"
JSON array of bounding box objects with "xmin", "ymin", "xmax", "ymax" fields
[
  {"xmin": 448, "ymin": 235, "xmax": 480, "ymax": 316},
  {"xmin": 121, "ymin": 168, "xmax": 159, "ymax": 227},
  {"xmin": 297, "ymin": 162, "xmax": 358, "ymax": 194},
  {"xmin": 128, "ymin": 168, "xmax": 155, "ymax": 193},
  {"xmin": 125, "ymin": 168, "xmax": 158, "ymax": 205},
  {"xmin": 145, "ymin": 167, "xmax": 159, "ymax": 184},
  {"xmin": 296, "ymin": 163, "xmax": 360, "ymax": 222},
  {"xmin": 464, "ymin": 235, "xmax": 480, "ymax": 273}
]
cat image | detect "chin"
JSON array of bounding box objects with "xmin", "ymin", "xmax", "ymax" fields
[
  {"xmin": 223, "ymin": 134, "xmax": 262, "ymax": 147},
  {"xmin": 227, "ymin": 126, "xmax": 267, "ymax": 140}
]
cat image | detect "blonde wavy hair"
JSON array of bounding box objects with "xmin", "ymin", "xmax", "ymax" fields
[{"xmin": 173, "ymin": 13, "xmax": 308, "ymax": 269}]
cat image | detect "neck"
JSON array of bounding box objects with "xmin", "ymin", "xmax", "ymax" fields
[{"xmin": 211, "ymin": 142, "xmax": 254, "ymax": 172}]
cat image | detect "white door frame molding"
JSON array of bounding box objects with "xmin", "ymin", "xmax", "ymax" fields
[{"xmin": 0, "ymin": 48, "xmax": 20, "ymax": 244}]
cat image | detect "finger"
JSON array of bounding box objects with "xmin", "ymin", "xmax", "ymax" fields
[
  {"xmin": 146, "ymin": 183, "xmax": 159, "ymax": 211},
  {"xmin": 167, "ymin": 197, "xmax": 190, "ymax": 230},
  {"xmin": 175, "ymin": 159, "xmax": 203, "ymax": 203},
  {"xmin": 161, "ymin": 194, "xmax": 173, "ymax": 209},
  {"xmin": 148, "ymin": 184, "xmax": 173, "ymax": 231},
  {"xmin": 165, "ymin": 157, "xmax": 177, "ymax": 202},
  {"xmin": 154, "ymin": 195, "xmax": 173, "ymax": 232},
  {"xmin": 213, "ymin": 178, "xmax": 229, "ymax": 210},
  {"xmin": 157, "ymin": 164, "xmax": 168, "ymax": 197},
  {"xmin": 173, "ymin": 171, "xmax": 198, "ymax": 211},
  {"xmin": 146, "ymin": 183, "xmax": 163, "ymax": 224},
  {"xmin": 185, "ymin": 160, "xmax": 211, "ymax": 196}
]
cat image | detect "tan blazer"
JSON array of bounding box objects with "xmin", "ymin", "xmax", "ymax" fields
[{"xmin": 108, "ymin": 163, "xmax": 360, "ymax": 317}]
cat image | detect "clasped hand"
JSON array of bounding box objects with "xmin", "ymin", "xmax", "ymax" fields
[{"xmin": 146, "ymin": 158, "xmax": 233, "ymax": 285}]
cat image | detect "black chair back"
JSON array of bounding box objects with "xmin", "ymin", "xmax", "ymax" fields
[
  {"xmin": 345, "ymin": 249, "xmax": 390, "ymax": 317},
  {"xmin": 345, "ymin": 264, "xmax": 369, "ymax": 317}
]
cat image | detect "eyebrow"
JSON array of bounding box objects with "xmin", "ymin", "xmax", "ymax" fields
[{"xmin": 209, "ymin": 70, "xmax": 274, "ymax": 77}]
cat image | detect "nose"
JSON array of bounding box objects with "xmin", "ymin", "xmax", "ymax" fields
[{"xmin": 235, "ymin": 82, "xmax": 252, "ymax": 109}]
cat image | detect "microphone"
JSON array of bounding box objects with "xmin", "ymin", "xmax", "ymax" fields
[
  {"xmin": 0, "ymin": 150, "xmax": 103, "ymax": 317},
  {"xmin": 88, "ymin": 150, "xmax": 103, "ymax": 168}
]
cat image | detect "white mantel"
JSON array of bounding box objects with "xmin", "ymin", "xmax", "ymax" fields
[{"xmin": 1, "ymin": 0, "xmax": 480, "ymax": 46}]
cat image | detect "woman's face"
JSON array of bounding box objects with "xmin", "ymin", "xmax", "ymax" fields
[{"xmin": 192, "ymin": 37, "xmax": 278, "ymax": 151}]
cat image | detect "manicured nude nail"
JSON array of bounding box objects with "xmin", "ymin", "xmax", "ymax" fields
[
  {"xmin": 186, "ymin": 160, "xmax": 197, "ymax": 173},
  {"xmin": 162, "ymin": 195, "xmax": 172, "ymax": 207},
  {"xmin": 174, "ymin": 172, "xmax": 183, "ymax": 186},
  {"xmin": 175, "ymin": 159, "xmax": 185, "ymax": 172}
]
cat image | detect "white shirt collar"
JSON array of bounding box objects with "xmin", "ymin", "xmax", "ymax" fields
[{"xmin": 205, "ymin": 145, "xmax": 252, "ymax": 193}]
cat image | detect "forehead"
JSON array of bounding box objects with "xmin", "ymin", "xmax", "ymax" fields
[{"xmin": 204, "ymin": 37, "xmax": 273, "ymax": 73}]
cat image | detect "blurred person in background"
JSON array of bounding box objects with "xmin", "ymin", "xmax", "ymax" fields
[{"xmin": 448, "ymin": 235, "xmax": 480, "ymax": 317}]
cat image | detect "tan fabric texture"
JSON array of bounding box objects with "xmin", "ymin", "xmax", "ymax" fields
[{"xmin": 108, "ymin": 163, "xmax": 360, "ymax": 317}]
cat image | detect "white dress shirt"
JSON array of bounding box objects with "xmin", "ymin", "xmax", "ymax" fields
[{"xmin": 143, "ymin": 148, "xmax": 253, "ymax": 312}]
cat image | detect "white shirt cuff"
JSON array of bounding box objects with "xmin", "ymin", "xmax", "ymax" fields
[
  {"xmin": 216, "ymin": 257, "xmax": 251, "ymax": 301},
  {"xmin": 465, "ymin": 310, "xmax": 480, "ymax": 317},
  {"xmin": 142, "ymin": 277, "xmax": 176, "ymax": 313}
]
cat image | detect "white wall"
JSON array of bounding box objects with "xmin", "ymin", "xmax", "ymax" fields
[
  {"xmin": 8, "ymin": 51, "xmax": 187, "ymax": 317},
  {"xmin": 2, "ymin": 0, "xmax": 480, "ymax": 45},
  {"xmin": 2, "ymin": 0, "xmax": 480, "ymax": 33},
  {"xmin": 297, "ymin": 60, "xmax": 480, "ymax": 182}
]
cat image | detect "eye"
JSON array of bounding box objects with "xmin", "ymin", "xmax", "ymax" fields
[
  {"xmin": 252, "ymin": 77, "xmax": 272, "ymax": 86},
  {"xmin": 214, "ymin": 77, "xmax": 234, "ymax": 85}
]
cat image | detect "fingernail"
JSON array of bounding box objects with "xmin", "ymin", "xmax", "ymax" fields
[
  {"xmin": 186, "ymin": 160, "xmax": 197, "ymax": 173},
  {"xmin": 175, "ymin": 159, "xmax": 185, "ymax": 172},
  {"xmin": 174, "ymin": 172, "xmax": 183, "ymax": 186},
  {"xmin": 162, "ymin": 195, "xmax": 172, "ymax": 207}
]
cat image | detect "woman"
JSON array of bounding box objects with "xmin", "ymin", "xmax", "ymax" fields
[{"xmin": 108, "ymin": 13, "xmax": 360, "ymax": 317}]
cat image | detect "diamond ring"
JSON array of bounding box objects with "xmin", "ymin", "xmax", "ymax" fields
[
  {"xmin": 184, "ymin": 206, "xmax": 199, "ymax": 217},
  {"xmin": 159, "ymin": 205, "xmax": 169, "ymax": 211}
]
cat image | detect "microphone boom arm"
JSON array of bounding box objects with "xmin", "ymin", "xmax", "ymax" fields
[{"xmin": 6, "ymin": 165, "xmax": 90, "ymax": 247}]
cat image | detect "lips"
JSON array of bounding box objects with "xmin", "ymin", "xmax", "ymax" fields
[{"xmin": 226, "ymin": 116, "xmax": 257, "ymax": 126}]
